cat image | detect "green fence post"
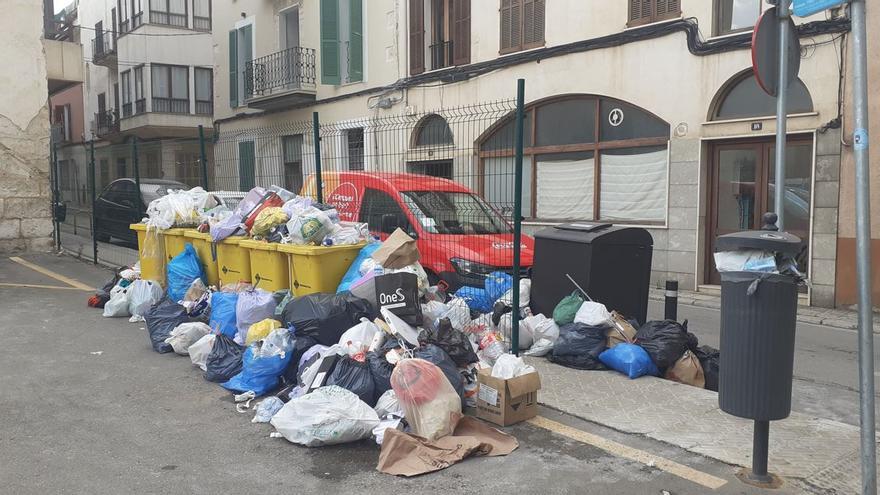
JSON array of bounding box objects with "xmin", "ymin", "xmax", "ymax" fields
[
  {"xmin": 198, "ymin": 124, "xmax": 209, "ymax": 189},
  {"xmin": 89, "ymin": 140, "xmax": 98, "ymax": 264},
  {"xmin": 52, "ymin": 141, "xmax": 60, "ymax": 251},
  {"xmin": 132, "ymin": 137, "xmax": 144, "ymax": 219},
  {"xmin": 511, "ymin": 79, "xmax": 525, "ymax": 356},
  {"xmin": 313, "ymin": 111, "xmax": 323, "ymax": 203}
]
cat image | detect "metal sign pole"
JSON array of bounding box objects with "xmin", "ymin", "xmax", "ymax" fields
[
  {"xmin": 774, "ymin": 4, "xmax": 790, "ymax": 231},
  {"xmin": 850, "ymin": 1, "xmax": 877, "ymax": 492}
]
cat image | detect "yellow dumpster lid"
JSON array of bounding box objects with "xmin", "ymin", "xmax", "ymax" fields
[
  {"xmin": 276, "ymin": 242, "xmax": 366, "ymax": 255},
  {"xmin": 163, "ymin": 227, "xmax": 189, "ymax": 235},
  {"xmin": 130, "ymin": 223, "xmax": 147, "ymax": 231},
  {"xmin": 184, "ymin": 229, "xmax": 212, "ymax": 240},
  {"xmin": 219, "ymin": 235, "xmax": 249, "ymax": 245},
  {"xmin": 239, "ymin": 239, "xmax": 280, "ymax": 251}
]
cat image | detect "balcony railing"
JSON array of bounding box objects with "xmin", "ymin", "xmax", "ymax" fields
[
  {"xmin": 245, "ymin": 47, "xmax": 316, "ymax": 100},
  {"xmin": 152, "ymin": 97, "xmax": 189, "ymax": 114},
  {"xmin": 430, "ymin": 41, "xmax": 453, "ymax": 71},
  {"xmin": 135, "ymin": 98, "xmax": 146, "ymax": 114},
  {"xmin": 91, "ymin": 36, "xmax": 115, "ymax": 62},
  {"xmin": 94, "ymin": 110, "xmax": 120, "ymax": 137},
  {"xmin": 195, "ymin": 100, "xmax": 213, "ymax": 115},
  {"xmin": 122, "ymin": 102, "xmax": 132, "ymax": 118},
  {"xmin": 150, "ymin": 10, "xmax": 187, "ymax": 28},
  {"xmin": 193, "ymin": 16, "xmax": 211, "ymax": 31}
]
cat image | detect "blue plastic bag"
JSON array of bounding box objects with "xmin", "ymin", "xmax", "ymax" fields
[
  {"xmin": 166, "ymin": 244, "xmax": 206, "ymax": 302},
  {"xmin": 209, "ymin": 292, "xmax": 239, "ymax": 339},
  {"xmin": 485, "ymin": 271, "xmax": 513, "ymax": 301},
  {"xmin": 454, "ymin": 286, "xmax": 494, "ymax": 313},
  {"xmin": 337, "ymin": 243, "xmax": 381, "ymax": 292},
  {"xmin": 221, "ymin": 334, "xmax": 293, "ymax": 396},
  {"xmin": 598, "ymin": 343, "xmax": 659, "ymax": 379}
]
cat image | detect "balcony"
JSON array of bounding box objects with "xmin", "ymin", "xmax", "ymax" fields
[
  {"xmin": 94, "ymin": 110, "xmax": 120, "ymax": 138},
  {"xmin": 43, "ymin": 37, "xmax": 83, "ymax": 94},
  {"xmin": 430, "ymin": 40, "xmax": 453, "ymax": 71},
  {"xmin": 149, "ymin": 10, "xmax": 187, "ymax": 28},
  {"xmin": 91, "ymin": 36, "xmax": 117, "ymax": 68},
  {"xmin": 152, "ymin": 97, "xmax": 189, "ymax": 114},
  {"xmin": 244, "ymin": 47, "xmax": 317, "ymax": 110}
]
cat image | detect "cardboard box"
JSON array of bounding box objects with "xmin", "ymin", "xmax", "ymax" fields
[{"xmin": 475, "ymin": 369, "xmax": 541, "ymax": 426}]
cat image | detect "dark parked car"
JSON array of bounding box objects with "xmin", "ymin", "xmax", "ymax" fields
[{"xmin": 94, "ymin": 178, "xmax": 189, "ymax": 245}]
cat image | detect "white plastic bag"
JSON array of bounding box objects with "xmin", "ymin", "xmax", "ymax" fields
[
  {"xmin": 252, "ymin": 396, "xmax": 284, "ymax": 423},
  {"xmin": 128, "ymin": 279, "xmax": 163, "ymax": 318},
  {"xmin": 523, "ymin": 338, "xmax": 555, "ymax": 357},
  {"xmin": 164, "ymin": 322, "xmax": 211, "ymax": 355},
  {"xmin": 373, "ymin": 416, "xmax": 404, "ymax": 446},
  {"xmin": 522, "ymin": 314, "xmax": 560, "ymax": 343},
  {"xmin": 374, "ymin": 389, "xmax": 404, "ymax": 418},
  {"xmin": 338, "ymin": 318, "xmax": 380, "ymax": 356},
  {"xmin": 381, "ymin": 307, "xmax": 420, "ymax": 347},
  {"xmin": 442, "ymin": 298, "xmax": 473, "ymax": 332},
  {"xmin": 258, "ymin": 328, "xmax": 292, "ymax": 358},
  {"xmin": 491, "ymin": 354, "xmax": 536, "ymax": 379},
  {"xmin": 421, "ymin": 300, "xmax": 448, "ymax": 326},
  {"xmin": 188, "ymin": 333, "xmax": 217, "ymax": 371},
  {"xmin": 299, "ymin": 344, "xmax": 345, "ymax": 389},
  {"xmin": 495, "ymin": 313, "xmax": 533, "ymax": 350},
  {"xmin": 270, "ymin": 385, "xmax": 380, "ymax": 447},
  {"xmin": 391, "ymin": 358, "xmax": 461, "ymax": 441},
  {"xmin": 286, "ymin": 207, "xmax": 334, "ymax": 245},
  {"xmin": 714, "ymin": 250, "xmax": 778, "ymax": 273},
  {"xmin": 498, "ymin": 279, "xmax": 532, "ymax": 308},
  {"xmin": 385, "ymin": 262, "xmax": 430, "ymax": 296},
  {"xmin": 574, "ymin": 301, "xmax": 612, "ymax": 326},
  {"xmin": 103, "ymin": 286, "xmax": 131, "ymax": 317}
]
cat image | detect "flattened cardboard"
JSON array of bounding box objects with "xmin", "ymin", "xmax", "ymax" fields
[{"xmin": 476, "ymin": 369, "xmax": 541, "ymax": 426}]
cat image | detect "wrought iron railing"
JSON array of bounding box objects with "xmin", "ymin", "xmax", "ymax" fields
[
  {"xmin": 152, "ymin": 97, "xmax": 189, "ymax": 114},
  {"xmin": 150, "ymin": 10, "xmax": 186, "ymax": 27},
  {"xmin": 122, "ymin": 102, "xmax": 132, "ymax": 117},
  {"xmin": 92, "ymin": 36, "xmax": 115, "ymax": 60},
  {"xmin": 135, "ymin": 98, "xmax": 146, "ymax": 114},
  {"xmin": 430, "ymin": 41, "xmax": 453, "ymax": 71},
  {"xmin": 95, "ymin": 110, "xmax": 120, "ymax": 136},
  {"xmin": 244, "ymin": 47, "xmax": 317, "ymax": 100},
  {"xmin": 195, "ymin": 100, "xmax": 213, "ymax": 115},
  {"xmin": 193, "ymin": 16, "xmax": 211, "ymax": 31}
]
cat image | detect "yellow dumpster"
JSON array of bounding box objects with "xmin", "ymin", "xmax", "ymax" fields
[
  {"xmin": 216, "ymin": 236, "xmax": 252, "ymax": 288},
  {"xmin": 277, "ymin": 243, "xmax": 366, "ymax": 296},
  {"xmin": 239, "ymin": 239, "xmax": 290, "ymax": 292},
  {"xmin": 130, "ymin": 223, "xmax": 166, "ymax": 285},
  {"xmin": 184, "ymin": 230, "xmax": 221, "ymax": 287},
  {"xmin": 163, "ymin": 228, "xmax": 190, "ymax": 262}
]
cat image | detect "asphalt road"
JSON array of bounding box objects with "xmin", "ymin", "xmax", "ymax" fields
[{"xmin": 0, "ymin": 255, "xmax": 791, "ymax": 495}]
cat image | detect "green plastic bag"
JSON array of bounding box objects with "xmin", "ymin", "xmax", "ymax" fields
[{"xmin": 553, "ymin": 291, "xmax": 585, "ymax": 325}]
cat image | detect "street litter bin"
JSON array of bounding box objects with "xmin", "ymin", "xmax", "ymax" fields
[
  {"xmin": 239, "ymin": 239, "xmax": 290, "ymax": 292},
  {"xmin": 531, "ymin": 223, "xmax": 653, "ymax": 324},
  {"xmin": 216, "ymin": 236, "xmax": 252, "ymax": 288},
  {"xmin": 184, "ymin": 230, "xmax": 220, "ymax": 287},
  {"xmin": 163, "ymin": 228, "xmax": 190, "ymax": 262},
  {"xmin": 276, "ymin": 242, "xmax": 365, "ymax": 297},
  {"xmin": 130, "ymin": 223, "xmax": 166, "ymax": 284}
]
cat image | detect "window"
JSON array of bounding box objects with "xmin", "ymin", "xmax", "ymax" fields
[
  {"xmin": 409, "ymin": 0, "xmax": 471, "ymax": 74},
  {"xmin": 712, "ymin": 71, "xmax": 814, "ymax": 120},
  {"xmin": 282, "ymin": 135, "xmax": 304, "ymax": 194},
  {"xmin": 228, "ymin": 22, "xmax": 253, "ymax": 107},
  {"xmin": 53, "ymin": 104, "xmax": 72, "ymax": 142},
  {"xmin": 346, "ymin": 128, "xmax": 365, "ymax": 170},
  {"xmin": 628, "ymin": 0, "xmax": 681, "ymax": 27},
  {"xmin": 478, "ymin": 95, "xmax": 670, "ymax": 223},
  {"xmin": 150, "ymin": 0, "xmax": 187, "ymax": 27},
  {"xmin": 193, "ymin": 0, "xmax": 211, "ymax": 31},
  {"xmin": 121, "ymin": 71, "xmax": 132, "ymax": 117},
  {"xmin": 195, "ymin": 67, "xmax": 213, "ymax": 114},
  {"xmin": 238, "ymin": 141, "xmax": 256, "ymax": 190},
  {"xmin": 116, "ymin": 158, "xmax": 128, "ymax": 178},
  {"xmin": 714, "ymin": 0, "xmax": 761, "ymax": 36},
  {"xmin": 145, "ymin": 152, "xmax": 161, "ymax": 178},
  {"xmin": 134, "ymin": 66, "xmax": 145, "ymax": 113},
  {"xmin": 320, "ymin": 0, "xmax": 364, "ymax": 84},
  {"xmin": 407, "ymin": 161, "xmax": 453, "ymax": 179},
  {"xmin": 359, "ymin": 188, "xmax": 412, "ymax": 234},
  {"xmin": 152, "ymin": 64, "xmax": 190, "ymax": 113},
  {"xmin": 175, "ymin": 151, "xmax": 200, "ymax": 184},
  {"xmin": 131, "ymin": 0, "xmax": 144, "ymax": 28},
  {"xmin": 118, "ymin": 0, "xmax": 129, "ymax": 32},
  {"xmin": 500, "ymin": 0, "xmax": 544, "ymax": 54}
]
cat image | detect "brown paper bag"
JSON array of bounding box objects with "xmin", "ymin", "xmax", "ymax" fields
[
  {"xmin": 606, "ymin": 311, "xmax": 637, "ymax": 348},
  {"xmin": 664, "ymin": 350, "xmax": 706, "ymax": 388},
  {"xmin": 371, "ymin": 228, "xmax": 420, "ymax": 269}
]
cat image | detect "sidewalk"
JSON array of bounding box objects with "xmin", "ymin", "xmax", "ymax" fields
[
  {"xmin": 649, "ymin": 287, "xmax": 880, "ymax": 332},
  {"xmin": 529, "ymin": 356, "xmax": 876, "ymax": 494}
]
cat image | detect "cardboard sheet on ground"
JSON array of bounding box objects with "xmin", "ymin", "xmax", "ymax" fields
[{"xmin": 376, "ymin": 414, "xmax": 518, "ymax": 476}]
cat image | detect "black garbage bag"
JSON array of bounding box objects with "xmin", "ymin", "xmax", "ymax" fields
[
  {"xmin": 281, "ymin": 335, "xmax": 319, "ymax": 386},
  {"xmin": 419, "ymin": 317, "xmax": 479, "ymax": 367},
  {"xmin": 367, "ymin": 351, "xmax": 394, "ymax": 399},
  {"xmin": 491, "ymin": 301, "xmax": 513, "ymax": 327},
  {"xmin": 694, "ymin": 345, "xmax": 720, "ymax": 392},
  {"xmin": 280, "ymin": 292, "xmax": 375, "ymax": 346},
  {"xmin": 328, "ymin": 355, "xmax": 376, "ymax": 406},
  {"xmin": 414, "ymin": 344, "xmax": 464, "ymax": 400},
  {"xmin": 205, "ymin": 334, "xmax": 245, "ymax": 383},
  {"xmin": 635, "ymin": 320, "xmax": 691, "ymax": 372},
  {"xmin": 144, "ymin": 296, "xmax": 192, "ymax": 354},
  {"xmin": 549, "ymin": 323, "xmax": 609, "ymax": 370}
]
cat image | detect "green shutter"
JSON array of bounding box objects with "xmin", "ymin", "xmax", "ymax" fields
[
  {"xmin": 238, "ymin": 141, "xmax": 255, "ymax": 190},
  {"xmin": 228, "ymin": 30, "xmax": 238, "ymax": 107},
  {"xmin": 348, "ymin": 0, "xmax": 363, "ymax": 82},
  {"xmin": 240, "ymin": 24, "xmax": 253, "ymax": 99},
  {"xmin": 320, "ymin": 0, "xmax": 341, "ymax": 85}
]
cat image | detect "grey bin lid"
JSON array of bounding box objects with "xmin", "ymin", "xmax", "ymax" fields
[
  {"xmin": 715, "ymin": 230, "xmax": 802, "ymax": 255},
  {"xmin": 534, "ymin": 223, "xmax": 653, "ymax": 246}
]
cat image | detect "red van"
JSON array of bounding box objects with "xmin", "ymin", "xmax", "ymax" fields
[{"xmin": 305, "ymin": 172, "xmax": 534, "ymax": 290}]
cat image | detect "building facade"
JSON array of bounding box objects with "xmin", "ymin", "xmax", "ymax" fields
[{"xmin": 211, "ymin": 0, "xmax": 865, "ymax": 308}]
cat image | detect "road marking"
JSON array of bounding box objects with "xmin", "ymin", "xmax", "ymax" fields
[
  {"xmin": 9, "ymin": 256, "xmax": 94, "ymax": 291},
  {"xmin": 527, "ymin": 415, "xmax": 728, "ymax": 490},
  {"xmin": 0, "ymin": 282, "xmax": 86, "ymax": 291}
]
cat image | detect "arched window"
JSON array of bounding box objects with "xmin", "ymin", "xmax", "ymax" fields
[
  {"xmin": 478, "ymin": 95, "xmax": 670, "ymax": 222},
  {"xmin": 412, "ymin": 114, "xmax": 454, "ymax": 147},
  {"xmin": 711, "ymin": 71, "xmax": 814, "ymax": 120}
]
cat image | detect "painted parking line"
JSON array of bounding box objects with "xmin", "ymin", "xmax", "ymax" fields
[
  {"xmin": 0, "ymin": 282, "xmax": 85, "ymax": 290},
  {"xmin": 8, "ymin": 256, "xmax": 93, "ymax": 291},
  {"xmin": 527, "ymin": 415, "xmax": 728, "ymax": 490}
]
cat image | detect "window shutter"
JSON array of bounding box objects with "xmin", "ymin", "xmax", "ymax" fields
[
  {"xmin": 348, "ymin": 0, "xmax": 363, "ymax": 82},
  {"xmin": 452, "ymin": 0, "xmax": 470, "ymax": 65},
  {"xmin": 523, "ymin": 0, "xmax": 544, "ymax": 46},
  {"xmin": 240, "ymin": 25, "xmax": 253, "ymax": 99},
  {"xmin": 500, "ymin": 0, "xmax": 513, "ymax": 52},
  {"xmin": 228, "ymin": 30, "xmax": 238, "ymax": 107},
  {"xmin": 656, "ymin": 0, "xmax": 680, "ymax": 18},
  {"xmin": 238, "ymin": 141, "xmax": 256, "ymax": 191},
  {"xmin": 409, "ymin": 0, "xmax": 425, "ymax": 75},
  {"xmin": 510, "ymin": 0, "xmax": 521, "ymax": 51},
  {"xmin": 629, "ymin": 0, "xmax": 652, "ymax": 24},
  {"xmin": 320, "ymin": 0, "xmax": 341, "ymax": 85}
]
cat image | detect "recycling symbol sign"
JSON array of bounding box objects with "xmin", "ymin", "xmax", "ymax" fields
[{"xmin": 608, "ymin": 108, "xmax": 625, "ymax": 127}]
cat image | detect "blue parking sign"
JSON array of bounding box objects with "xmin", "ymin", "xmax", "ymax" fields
[{"xmin": 792, "ymin": 0, "xmax": 846, "ymax": 17}]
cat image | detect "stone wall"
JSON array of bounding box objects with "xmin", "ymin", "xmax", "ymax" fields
[{"xmin": 0, "ymin": 0, "xmax": 53, "ymax": 253}]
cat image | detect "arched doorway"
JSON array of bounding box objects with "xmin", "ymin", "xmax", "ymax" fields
[{"xmin": 407, "ymin": 113, "xmax": 454, "ymax": 179}]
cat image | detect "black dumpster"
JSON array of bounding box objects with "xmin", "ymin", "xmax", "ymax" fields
[{"xmin": 530, "ymin": 223, "xmax": 653, "ymax": 324}]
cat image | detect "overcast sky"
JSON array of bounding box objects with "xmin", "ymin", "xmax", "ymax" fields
[{"xmin": 55, "ymin": 0, "xmax": 75, "ymax": 14}]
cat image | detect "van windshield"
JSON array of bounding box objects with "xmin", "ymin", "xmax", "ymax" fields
[{"xmin": 401, "ymin": 191, "xmax": 511, "ymax": 235}]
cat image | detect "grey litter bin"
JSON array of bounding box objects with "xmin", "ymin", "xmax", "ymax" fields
[{"xmin": 715, "ymin": 227, "xmax": 802, "ymax": 483}]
